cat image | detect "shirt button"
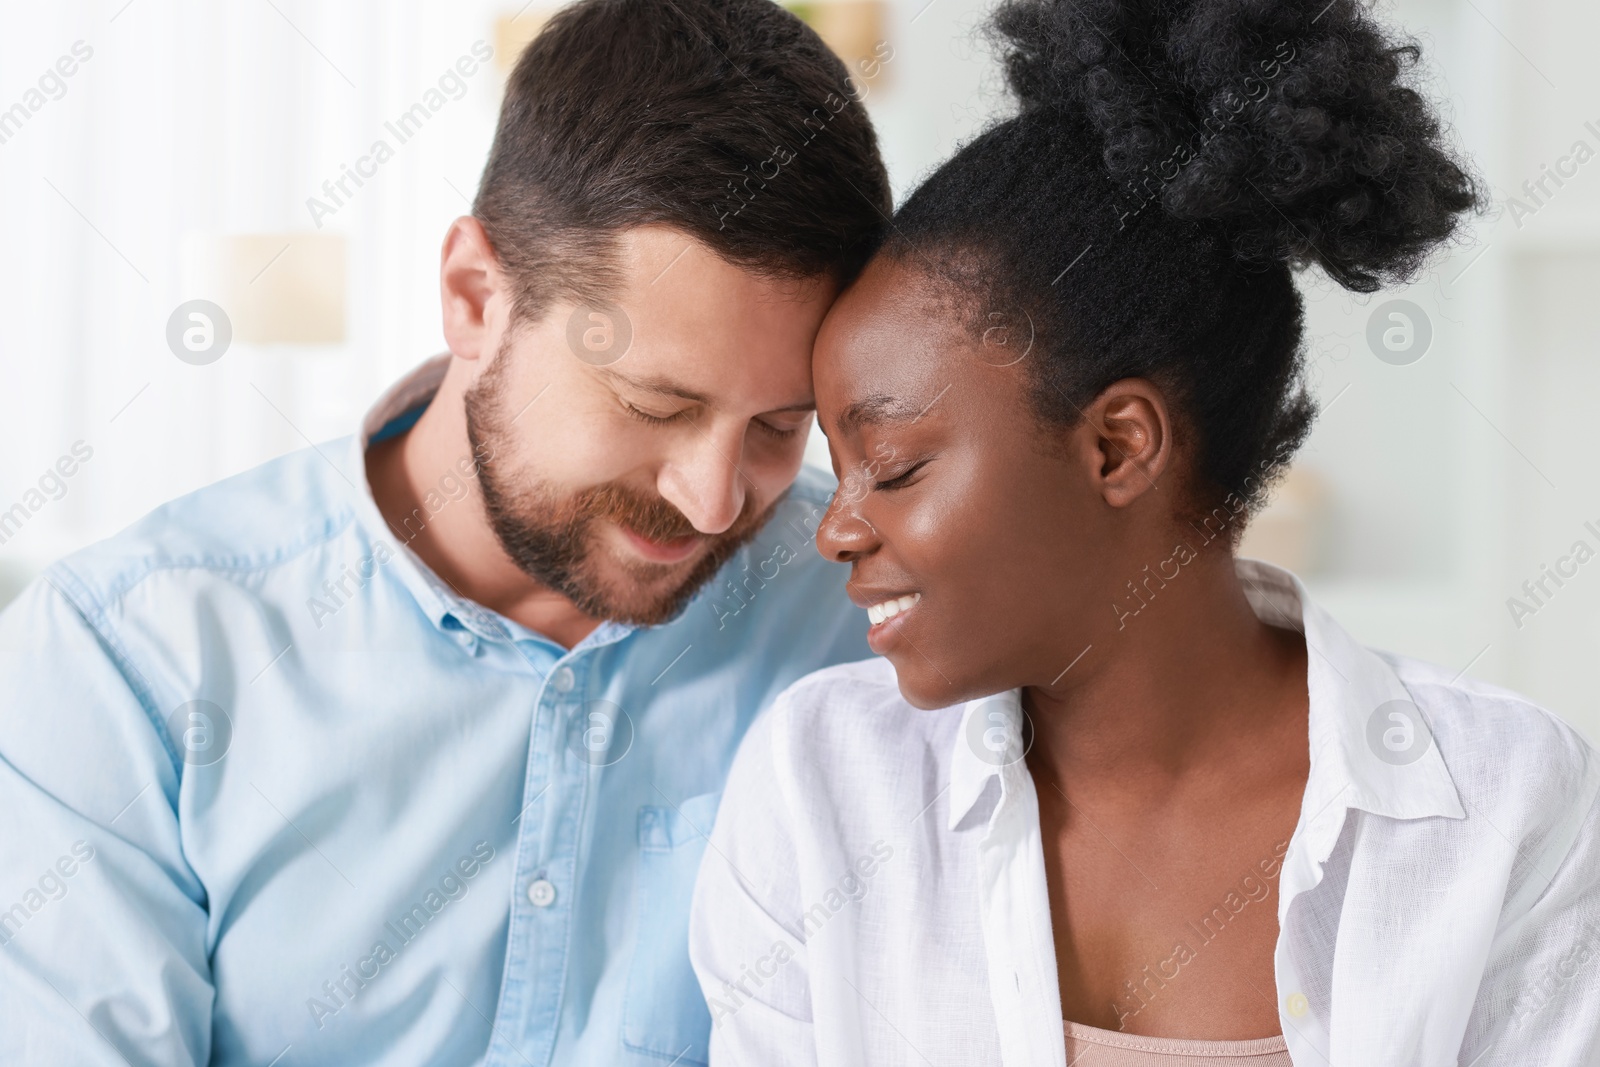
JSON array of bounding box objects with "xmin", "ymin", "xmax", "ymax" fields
[
  {"xmin": 527, "ymin": 878, "xmax": 557, "ymax": 907},
  {"xmin": 551, "ymin": 666, "xmax": 576, "ymax": 692}
]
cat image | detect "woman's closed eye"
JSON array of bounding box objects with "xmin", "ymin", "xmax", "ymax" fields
[{"xmin": 873, "ymin": 459, "xmax": 930, "ymax": 492}]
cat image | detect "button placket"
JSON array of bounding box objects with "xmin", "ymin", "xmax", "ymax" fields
[{"xmin": 484, "ymin": 643, "xmax": 571, "ymax": 1067}]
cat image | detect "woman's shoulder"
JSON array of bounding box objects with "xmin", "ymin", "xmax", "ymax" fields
[
  {"xmin": 1389, "ymin": 652, "xmax": 1596, "ymax": 784},
  {"xmin": 1385, "ymin": 650, "xmax": 1600, "ymax": 848},
  {"xmin": 766, "ymin": 655, "xmax": 963, "ymax": 752},
  {"xmin": 774, "ymin": 655, "xmax": 905, "ymax": 713},
  {"xmin": 721, "ymin": 656, "xmax": 965, "ymax": 834}
]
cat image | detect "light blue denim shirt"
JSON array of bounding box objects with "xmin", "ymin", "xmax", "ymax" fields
[{"xmin": 0, "ymin": 356, "xmax": 869, "ymax": 1067}]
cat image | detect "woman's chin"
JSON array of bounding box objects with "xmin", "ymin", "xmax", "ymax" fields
[{"xmin": 886, "ymin": 661, "xmax": 966, "ymax": 711}]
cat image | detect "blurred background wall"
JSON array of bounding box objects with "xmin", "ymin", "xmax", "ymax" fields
[{"xmin": 2, "ymin": 0, "xmax": 1598, "ymax": 740}]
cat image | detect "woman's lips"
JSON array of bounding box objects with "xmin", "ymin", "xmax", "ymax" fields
[
  {"xmin": 864, "ymin": 592, "xmax": 921, "ymax": 654},
  {"xmin": 618, "ymin": 525, "xmax": 703, "ymax": 564}
]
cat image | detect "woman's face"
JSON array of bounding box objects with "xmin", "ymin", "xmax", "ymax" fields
[{"xmin": 813, "ymin": 256, "xmax": 1149, "ymax": 709}]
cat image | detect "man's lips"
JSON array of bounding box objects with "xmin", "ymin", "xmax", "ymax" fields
[{"xmin": 617, "ymin": 524, "xmax": 704, "ymax": 564}]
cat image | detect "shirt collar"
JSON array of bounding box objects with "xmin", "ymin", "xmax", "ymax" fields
[
  {"xmin": 949, "ymin": 689, "xmax": 1030, "ymax": 832},
  {"xmin": 1237, "ymin": 558, "xmax": 1465, "ymax": 824},
  {"xmin": 345, "ymin": 354, "xmax": 636, "ymax": 653},
  {"xmin": 946, "ymin": 557, "xmax": 1465, "ymax": 833}
]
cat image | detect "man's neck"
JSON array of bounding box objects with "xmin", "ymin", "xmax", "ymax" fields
[{"xmin": 364, "ymin": 359, "xmax": 603, "ymax": 650}]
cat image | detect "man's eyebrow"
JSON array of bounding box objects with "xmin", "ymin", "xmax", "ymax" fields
[
  {"xmin": 601, "ymin": 369, "xmax": 711, "ymax": 405},
  {"xmin": 833, "ymin": 393, "xmax": 923, "ymax": 434},
  {"xmin": 601, "ymin": 368, "xmax": 813, "ymax": 413}
]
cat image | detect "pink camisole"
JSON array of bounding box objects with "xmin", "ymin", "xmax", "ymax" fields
[{"xmin": 1063, "ymin": 1020, "xmax": 1293, "ymax": 1066}]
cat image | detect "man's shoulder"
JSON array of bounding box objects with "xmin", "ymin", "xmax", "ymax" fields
[
  {"xmin": 47, "ymin": 440, "xmax": 360, "ymax": 617},
  {"xmin": 786, "ymin": 462, "xmax": 838, "ymax": 507}
]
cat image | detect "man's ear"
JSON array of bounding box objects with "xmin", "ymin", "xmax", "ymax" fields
[
  {"xmin": 440, "ymin": 216, "xmax": 508, "ymax": 362},
  {"xmin": 1075, "ymin": 377, "xmax": 1172, "ymax": 509}
]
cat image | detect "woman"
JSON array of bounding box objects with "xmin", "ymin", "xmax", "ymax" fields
[{"xmin": 688, "ymin": 0, "xmax": 1600, "ymax": 1064}]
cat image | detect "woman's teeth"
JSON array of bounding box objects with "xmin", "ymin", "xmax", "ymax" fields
[{"xmin": 866, "ymin": 593, "xmax": 921, "ymax": 627}]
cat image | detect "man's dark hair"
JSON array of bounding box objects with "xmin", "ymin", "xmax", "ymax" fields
[{"xmin": 474, "ymin": 0, "xmax": 892, "ymax": 321}]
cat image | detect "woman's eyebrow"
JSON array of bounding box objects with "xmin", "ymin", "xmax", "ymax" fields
[{"xmin": 835, "ymin": 393, "xmax": 924, "ymax": 434}]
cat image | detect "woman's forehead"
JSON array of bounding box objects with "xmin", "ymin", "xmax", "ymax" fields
[{"xmin": 815, "ymin": 261, "xmax": 965, "ymax": 394}]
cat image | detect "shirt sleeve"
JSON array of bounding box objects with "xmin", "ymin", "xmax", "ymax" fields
[
  {"xmin": 0, "ymin": 575, "xmax": 213, "ymax": 1066},
  {"xmin": 689, "ymin": 699, "xmax": 818, "ymax": 1067},
  {"xmin": 1460, "ymin": 762, "xmax": 1600, "ymax": 1066}
]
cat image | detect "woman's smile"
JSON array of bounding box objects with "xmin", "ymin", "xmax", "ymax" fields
[{"xmin": 852, "ymin": 588, "xmax": 923, "ymax": 652}]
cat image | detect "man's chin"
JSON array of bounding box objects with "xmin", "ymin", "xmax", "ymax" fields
[
  {"xmin": 578, "ymin": 570, "xmax": 707, "ymax": 627},
  {"xmin": 569, "ymin": 536, "xmax": 722, "ymax": 626}
]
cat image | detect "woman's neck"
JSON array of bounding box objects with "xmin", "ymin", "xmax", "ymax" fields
[{"xmin": 1021, "ymin": 552, "xmax": 1309, "ymax": 799}]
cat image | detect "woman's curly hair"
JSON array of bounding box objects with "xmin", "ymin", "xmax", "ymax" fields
[{"xmin": 882, "ymin": 0, "xmax": 1481, "ymax": 518}]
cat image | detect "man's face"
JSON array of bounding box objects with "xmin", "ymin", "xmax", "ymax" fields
[{"xmin": 462, "ymin": 227, "xmax": 834, "ymax": 626}]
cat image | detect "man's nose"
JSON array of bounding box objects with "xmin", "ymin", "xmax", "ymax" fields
[{"xmin": 657, "ymin": 428, "xmax": 747, "ymax": 536}]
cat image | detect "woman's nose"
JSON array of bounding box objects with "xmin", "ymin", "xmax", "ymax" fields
[{"xmin": 814, "ymin": 473, "xmax": 878, "ymax": 562}]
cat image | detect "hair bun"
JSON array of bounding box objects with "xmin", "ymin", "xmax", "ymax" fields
[{"xmin": 991, "ymin": 0, "xmax": 1480, "ymax": 291}]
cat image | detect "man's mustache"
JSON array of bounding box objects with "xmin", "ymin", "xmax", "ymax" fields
[{"xmin": 571, "ymin": 481, "xmax": 766, "ymax": 546}]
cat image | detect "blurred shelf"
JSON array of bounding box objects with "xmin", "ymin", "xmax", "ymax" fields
[
  {"xmin": 1298, "ymin": 574, "xmax": 1486, "ymax": 674},
  {"xmin": 1504, "ymin": 213, "xmax": 1600, "ymax": 252}
]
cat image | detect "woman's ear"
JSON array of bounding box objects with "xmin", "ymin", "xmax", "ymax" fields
[
  {"xmin": 1077, "ymin": 378, "xmax": 1172, "ymax": 508},
  {"xmin": 439, "ymin": 216, "xmax": 509, "ymax": 362}
]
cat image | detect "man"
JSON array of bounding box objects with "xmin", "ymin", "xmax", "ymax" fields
[{"xmin": 0, "ymin": 1, "xmax": 889, "ymax": 1063}]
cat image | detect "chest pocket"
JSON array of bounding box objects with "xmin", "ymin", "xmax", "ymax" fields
[{"xmin": 621, "ymin": 790, "xmax": 721, "ymax": 1065}]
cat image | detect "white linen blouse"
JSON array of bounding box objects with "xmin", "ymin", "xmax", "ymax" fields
[{"xmin": 689, "ymin": 560, "xmax": 1600, "ymax": 1066}]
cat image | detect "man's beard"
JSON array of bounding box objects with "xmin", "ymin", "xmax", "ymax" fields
[{"xmin": 462, "ymin": 344, "xmax": 783, "ymax": 627}]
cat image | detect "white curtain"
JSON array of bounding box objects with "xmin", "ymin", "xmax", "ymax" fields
[{"xmin": 0, "ymin": 0, "xmax": 503, "ymax": 595}]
